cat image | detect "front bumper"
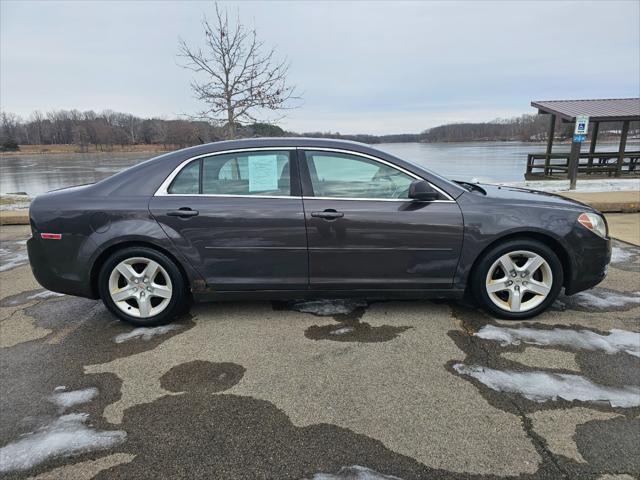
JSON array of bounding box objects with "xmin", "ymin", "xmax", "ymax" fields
[{"xmin": 563, "ymin": 229, "xmax": 611, "ymax": 295}]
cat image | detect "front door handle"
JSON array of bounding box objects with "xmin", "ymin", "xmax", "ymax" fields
[
  {"xmin": 311, "ymin": 210, "xmax": 344, "ymax": 220},
  {"xmin": 166, "ymin": 208, "xmax": 199, "ymax": 218}
]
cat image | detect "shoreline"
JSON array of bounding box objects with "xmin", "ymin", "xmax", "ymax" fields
[
  {"xmin": 2, "ymin": 138, "xmax": 636, "ymax": 157},
  {"xmin": 0, "ymin": 144, "xmax": 177, "ymax": 157}
]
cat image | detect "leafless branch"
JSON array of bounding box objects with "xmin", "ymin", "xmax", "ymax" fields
[{"xmin": 177, "ymin": 2, "xmax": 300, "ymax": 138}]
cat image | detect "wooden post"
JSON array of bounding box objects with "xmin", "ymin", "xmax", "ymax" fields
[
  {"xmin": 588, "ymin": 121, "xmax": 599, "ymax": 174},
  {"xmin": 568, "ymin": 138, "xmax": 581, "ymax": 190},
  {"xmin": 616, "ymin": 120, "xmax": 630, "ymax": 177},
  {"xmin": 544, "ymin": 114, "xmax": 556, "ymax": 175}
]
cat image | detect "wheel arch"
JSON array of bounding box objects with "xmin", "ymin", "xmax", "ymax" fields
[
  {"xmin": 90, "ymin": 241, "xmax": 191, "ymax": 299},
  {"xmin": 466, "ymin": 231, "xmax": 571, "ymax": 293}
]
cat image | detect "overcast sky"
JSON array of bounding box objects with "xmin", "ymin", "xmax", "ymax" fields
[{"xmin": 1, "ymin": 0, "xmax": 639, "ymax": 134}]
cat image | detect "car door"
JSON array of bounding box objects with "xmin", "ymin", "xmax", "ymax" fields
[
  {"xmin": 149, "ymin": 148, "xmax": 308, "ymax": 290},
  {"xmin": 300, "ymin": 149, "xmax": 464, "ymax": 290}
]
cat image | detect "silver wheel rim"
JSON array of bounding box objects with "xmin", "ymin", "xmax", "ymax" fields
[
  {"xmin": 108, "ymin": 257, "xmax": 173, "ymax": 319},
  {"xmin": 485, "ymin": 250, "xmax": 553, "ymax": 313}
]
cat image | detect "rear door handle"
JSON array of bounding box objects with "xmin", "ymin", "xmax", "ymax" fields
[
  {"xmin": 166, "ymin": 208, "xmax": 199, "ymax": 218},
  {"xmin": 311, "ymin": 210, "xmax": 344, "ymax": 219}
]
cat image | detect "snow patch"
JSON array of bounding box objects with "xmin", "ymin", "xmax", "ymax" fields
[
  {"xmin": 570, "ymin": 290, "xmax": 640, "ymax": 310},
  {"xmin": 501, "ymin": 178, "xmax": 640, "ymax": 193},
  {"xmin": 0, "ymin": 413, "xmax": 126, "ymax": 473},
  {"xmin": 453, "ymin": 363, "xmax": 640, "ymax": 408},
  {"xmin": 113, "ymin": 324, "xmax": 181, "ymax": 344},
  {"xmin": 330, "ymin": 326, "xmax": 355, "ymax": 336},
  {"xmin": 0, "ymin": 250, "xmax": 28, "ymax": 272},
  {"xmin": 308, "ymin": 465, "xmax": 404, "ymax": 480},
  {"xmin": 49, "ymin": 388, "xmax": 99, "ymax": 409},
  {"xmin": 290, "ymin": 299, "xmax": 367, "ymax": 316},
  {"xmin": 27, "ymin": 290, "xmax": 65, "ymax": 301},
  {"xmin": 476, "ymin": 325, "xmax": 640, "ymax": 358},
  {"xmin": 611, "ymin": 246, "xmax": 638, "ymax": 264}
]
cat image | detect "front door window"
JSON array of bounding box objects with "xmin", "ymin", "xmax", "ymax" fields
[{"xmin": 304, "ymin": 151, "xmax": 414, "ymax": 199}]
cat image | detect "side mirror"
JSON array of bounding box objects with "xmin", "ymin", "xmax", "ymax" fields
[{"xmin": 409, "ymin": 180, "xmax": 440, "ymax": 201}]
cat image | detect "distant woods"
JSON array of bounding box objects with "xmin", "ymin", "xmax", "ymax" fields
[
  {"xmin": 1, "ymin": 110, "xmax": 636, "ymax": 153},
  {"xmin": 420, "ymin": 115, "xmax": 638, "ymax": 143},
  {"xmin": 0, "ymin": 110, "xmax": 286, "ymax": 152}
]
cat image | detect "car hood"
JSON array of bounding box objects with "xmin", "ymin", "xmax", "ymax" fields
[{"xmin": 474, "ymin": 183, "xmax": 595, "ymax": 212}]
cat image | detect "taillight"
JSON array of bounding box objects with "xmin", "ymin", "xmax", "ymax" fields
[{"xmin": 40, "ymin": 233, "xmax": 62, "ymax": 240}]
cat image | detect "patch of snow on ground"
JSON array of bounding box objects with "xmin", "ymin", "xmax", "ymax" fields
[
  {"xmin": 453, "ymin": 363, "xmax": 640, "ymax": 408},
  {"xmin": 113, "ymin": 324, "xmax": 181, "ymax": 344},
  {"xmin": 501, "ymin": 178, "xmax": 640, "ymax": 193},
  {"xmin": 291, "ymin": 299, "xmax": 368, "ymax": 316},
  {"xmin": 27, "ymin": 290, "xmax": 65, "ymax": 301},
  {"xmin": 571, "ymin": 290, "xmax": 640, "ymax": 310},
  {"xmin": 0, "ymin": 249, "xmax": 28, "ymax": 272},
  {"xmin": 0, "ymin": 194, "xmax": 32, "ymax": 211},
  {"xmin": 476, "ymin": 325, "xmax": 640, "ymax": 358},
  {"xmin": 0, "ymin": 413, "xmax": 126, "ymax": 473},
  {"xmin": 309, "ymin": 465, "xmax": 404, "ymax": 480},
  {"xmin": 611, "ymin": 246, "xmax": 639, "ymax": 264},
  {"xmin": 49, "ymin": 388, "xmax": 99, "ymax": 409},
  {"xmin": 330, "ymin": 326, "xmax": 355, "ymax": 336}
]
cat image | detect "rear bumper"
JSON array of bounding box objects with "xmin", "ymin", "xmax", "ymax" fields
[
  {"xmin": 563, "ymin": 232, "xmax": 611, "ymax": 295},
  {"xmin": 27, "ymin": 236, "xmax": 96, "ymax": 299}
]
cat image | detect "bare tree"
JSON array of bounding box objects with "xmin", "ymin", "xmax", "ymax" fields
[{"xmin": 177, "ymin": 4, "xmax": 298, "ymax": 139}]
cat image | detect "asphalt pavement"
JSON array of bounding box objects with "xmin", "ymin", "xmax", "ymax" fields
[{"xmin": 0, "ymin": 224, "xmax": 639, "ymax": 480}]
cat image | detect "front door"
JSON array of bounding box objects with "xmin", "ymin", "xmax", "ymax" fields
[
  {"xmin": 150, "ymin": 149, "xmax": 308, "ymax": 290},
  {"xmin": 300, "ymin": 149, "xmax": 464, "ymax": 290}
]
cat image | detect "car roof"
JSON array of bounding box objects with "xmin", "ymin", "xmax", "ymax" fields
[{"xmin": 165, "ymin": 137, "xmax": 382, "ymax": 156}]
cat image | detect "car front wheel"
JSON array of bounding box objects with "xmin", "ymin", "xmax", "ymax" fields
[
  {"xmin": 98, "ymin": 247, "xmax": 188, "ymax": 326},
  {"xmin": 472, "ymin": 239, "xmax": 563, "ymax": 319}
]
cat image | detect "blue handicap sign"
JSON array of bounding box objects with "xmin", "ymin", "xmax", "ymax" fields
[{"xmin": 573, "ymin": 134, "xmax": 586, "ymax": 143}]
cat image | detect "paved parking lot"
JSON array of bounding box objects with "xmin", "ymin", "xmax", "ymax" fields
[{"xmin": 0, "ymin": 224, "xmax": 639, "ymax": 480}]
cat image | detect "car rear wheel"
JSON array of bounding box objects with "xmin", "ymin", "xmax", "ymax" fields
[
  {"xmin": 471, "ymin": 239, "xmax": 563, "ymax": 319},
  {"xmin": 98, "ymin": 247, "xmax": 188, "ymax": 326}
]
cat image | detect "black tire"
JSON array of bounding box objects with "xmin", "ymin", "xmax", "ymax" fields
[
  {"xmin": 98, "ymin": 246, "xmax": 189, "ymax": 326},
  {"xmin": 471, "ymin": 238, "xmax": 563, "ymax": 320}
]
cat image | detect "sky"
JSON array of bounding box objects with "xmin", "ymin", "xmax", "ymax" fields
[{"xmin": 1, "ymin": 0, "xmax": 639, "ymax": 135}]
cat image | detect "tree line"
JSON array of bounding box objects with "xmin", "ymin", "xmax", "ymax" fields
[
  {"xmin": 0, "ymin": 110, "xmax": 286, "ymax": 151},
  {"xmin": 1, "ymin": 109, "xmax": 636, "ymax": 152}
]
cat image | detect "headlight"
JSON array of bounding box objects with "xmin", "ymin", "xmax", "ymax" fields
[{"xmin": 577, "ymin": 212, "xmax": 607, "ymax": 238}]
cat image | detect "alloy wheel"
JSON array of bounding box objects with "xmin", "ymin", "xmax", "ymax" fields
[
  {"xmin": 108, "ymin": 257, "xmax": 173, "ymax": 318},
  {"xmin": 485, "ymin": 250, "xmax": 553, "ymax": 313}
]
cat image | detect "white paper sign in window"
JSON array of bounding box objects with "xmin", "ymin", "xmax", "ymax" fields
[{"xmin": 248, "ymin": 155, "xmax": 279, "ymax": 192}]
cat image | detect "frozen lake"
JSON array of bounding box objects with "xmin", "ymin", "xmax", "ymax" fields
[{"xmin": 1, "ymin": 140, "xmax": 635, "ymax": 195}]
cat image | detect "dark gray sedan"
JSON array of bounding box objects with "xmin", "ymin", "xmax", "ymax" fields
[{"xmin": 27, "ymin": 138, "xmax": 611, "ymax": 325}]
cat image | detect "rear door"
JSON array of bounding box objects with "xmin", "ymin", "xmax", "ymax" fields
[
  {"xmin": 150, "ymin": 148, "xmax": 308, "ymax": 290},
  {"xmin": 300, "ymin": 149, "xmax": 464, "ymax": 290}
]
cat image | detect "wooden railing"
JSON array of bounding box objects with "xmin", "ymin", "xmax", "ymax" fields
[{"xmin": 525, "ymin": 151, "xmax": 640, "ymax": 179}]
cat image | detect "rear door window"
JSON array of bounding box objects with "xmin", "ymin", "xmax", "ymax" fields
[{"xmin": 168, "ymin": 151, "xmax": 292, "ymax": 196}]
